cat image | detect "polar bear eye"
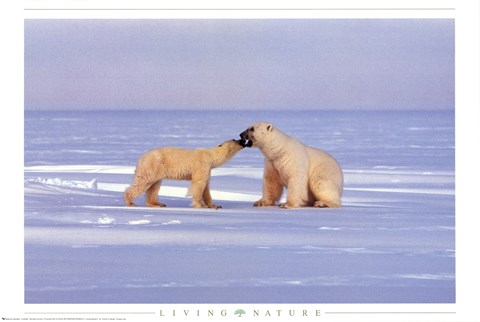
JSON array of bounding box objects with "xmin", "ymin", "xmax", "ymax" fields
[
  {"xmin": 249, "ymin": 127, "xmax": 254, "ymax": 132},
  {"xmin": 218, "ymin": 144, "xmax": 223, "ymax": 147}
]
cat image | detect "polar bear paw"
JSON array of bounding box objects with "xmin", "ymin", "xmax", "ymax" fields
[
  {"xmin": 279, "ymin": 202, "xmax": 302, "ymax": 209},
  {"xmin": 254, "ymin": 199, "xmax": 276, "ymax": 207},
  {"xmin": 192, "ymin": 203, "xmax": 222, "ymax": 209},
  {"xmin": 313, "ymin": 201, "xmax": 330, "ymax": 208},
  {"xmin": 146, "ymin": 202, "xmax": 167, "ymax": 207}
]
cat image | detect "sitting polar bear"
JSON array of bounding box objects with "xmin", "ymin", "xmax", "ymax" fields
[
  {"xmin": 240, "ymin": 122, "xmax": 343, "ymax": 208},
  {"xmin": 124, "ymin": 139, "xmax": 248, "ymax": 209}
]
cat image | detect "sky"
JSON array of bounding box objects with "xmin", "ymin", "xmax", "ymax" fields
[{"xmin": 24, "ymin": 19, "xmax": 454, "ymax": 111}]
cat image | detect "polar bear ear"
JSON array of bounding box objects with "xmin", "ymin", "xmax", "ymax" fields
[{"xmin": 266, "ymin": 124, "xmax": 273, "ymax": 131}]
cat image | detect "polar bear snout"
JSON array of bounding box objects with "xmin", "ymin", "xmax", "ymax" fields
[
  {"xmin": 234, "ymin": 139, "xmax": 252, "ymax": 148},
  {"xmin": 239, "ymin": 130, "xmax": 253, "ymax": 147},
  {"xmin": 239, "ymin": 129, "xmax": 249, "ymax": 140}
]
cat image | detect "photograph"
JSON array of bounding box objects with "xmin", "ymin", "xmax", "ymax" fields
[
  {"xmin": 23, "ymin": 18, "xmax": 456, "ymax": 305},
  {"xmin": 0, "ymin": 1, "xmax": 476, "ymax": 321}
]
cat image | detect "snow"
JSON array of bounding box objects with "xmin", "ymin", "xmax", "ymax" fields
[{"xmin": 24, "ymin": 110, "xmax": 455, "ymax": 304}]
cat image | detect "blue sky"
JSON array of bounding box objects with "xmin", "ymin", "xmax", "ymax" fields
[{"xmin": 24, "ymin": 19, "xmax": 454, "ymax": 111}]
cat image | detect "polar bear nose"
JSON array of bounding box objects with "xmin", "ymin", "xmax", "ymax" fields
[{"xmin": 239, "ymin": 130, "xmax": 249, "ymax": 140}]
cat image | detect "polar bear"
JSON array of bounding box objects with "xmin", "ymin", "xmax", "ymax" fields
[
  {"xmin": 240, "ymin": 122, "xmax": 343, "ymax": 208},
  {"xmin": 124, "ymin": 139, "xmax": 248, "ymax": 209}
]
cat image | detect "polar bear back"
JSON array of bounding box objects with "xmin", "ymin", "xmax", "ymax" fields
[{"xmin": 137, "ymin": 147, "xmax": 210, "ymax": 180}]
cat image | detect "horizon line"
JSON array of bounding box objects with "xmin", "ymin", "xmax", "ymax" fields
[{"xmin": 24, "ymin": 108, "xmax": 455, "ymax": 112}]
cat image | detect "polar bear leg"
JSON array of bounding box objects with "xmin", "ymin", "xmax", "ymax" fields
[
  {"xmin": 190, "ymin": 180, "xmax": 207, "ymax": 208},
  {"xmin": 124, "ymin": 178, "xmax": 153, "ymax": 207},
  {"xmin": 202, "ymin": 182, "xmax": 221, "ymax": 209},
  {"xmin": 124, "ymin": 186, "xmax": 140, "ymax": 206},
  {"xmin": 254, "ymin": 159, "xmax": 283, "ymax": 207},
  {"xmin": 310, "ymin": 180, "xmax": 342, "ymax": 208},
  {"xmin": 280, "ymin": 174, "xmax": 309, "ymax": 208},
  {"xmin": 145, "ymin": 180, "xmax": 166, "ymax": 207},
  {"xmin": 189, "ymin": 169, "xmax": 211, "ymax": 208}
]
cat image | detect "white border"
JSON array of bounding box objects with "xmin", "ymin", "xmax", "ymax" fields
[{"xmin": 2, "ymin": 0, "xmax": 479, "ymax": 321}]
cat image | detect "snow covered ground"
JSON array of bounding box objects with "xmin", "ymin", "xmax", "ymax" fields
[{"xmin": 24, "ymin": 110, "xmax": 455, "ymax": 303}]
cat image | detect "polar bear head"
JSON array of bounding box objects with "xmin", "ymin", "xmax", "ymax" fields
[
  {"xmin": 239, "ymin": 122, "xmax": 274, "ymax": 148},
  {"xmin": 210, "ymin": 139, "xmax": 248, "ymax": 163}
]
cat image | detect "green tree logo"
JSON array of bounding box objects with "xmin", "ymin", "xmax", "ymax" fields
[{"xmin": 234, "ymin": 309, "xmax": 246, "ymax": 317}]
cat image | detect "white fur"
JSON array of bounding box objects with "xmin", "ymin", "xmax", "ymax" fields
[{"xmin": 242, "ymin": 122, "xmax": 343, "ymax": 208}]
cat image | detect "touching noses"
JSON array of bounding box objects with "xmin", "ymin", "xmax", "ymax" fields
[{"xmin": 239, "ymin": 130, "xmax": 249, "ymax": 140}]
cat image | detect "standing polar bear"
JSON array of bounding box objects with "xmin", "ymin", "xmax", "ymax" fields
[
  {"xmin": 240, "ymin": 122, "xmax": 343, "ymax": 208},
  {"xmin": 124, "ymin": 139, "xmax": 248, "ymax": 209}
]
